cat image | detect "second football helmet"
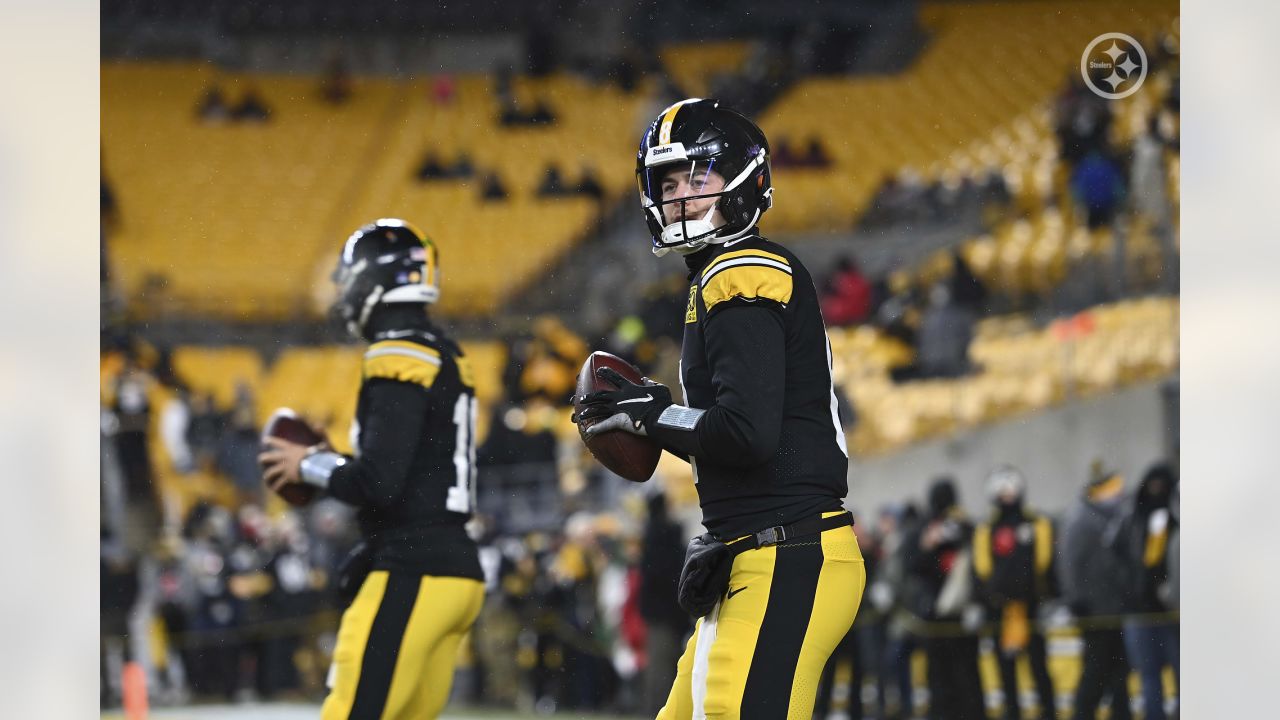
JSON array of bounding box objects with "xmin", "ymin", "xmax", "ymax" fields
[
  {"xmin": 636, "ymin": 98, "xmax": 773, "ymax": 256},
  {"xmin": 331, "ymin": 218, "xmax": 439, "ymax": 337}
]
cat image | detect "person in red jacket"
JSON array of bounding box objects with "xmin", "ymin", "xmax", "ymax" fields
[{"xmin": 820, "ymin": 256, "xmax": 873, "ymax": 327}]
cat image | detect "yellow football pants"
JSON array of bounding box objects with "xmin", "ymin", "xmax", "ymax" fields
[
  {"xmin": 321, "ymin": 571, "xmax": 484, "ymax": 720},
  {"xmin": 657, "ymin": 517, "xmax": 866, "ymax": 720}
]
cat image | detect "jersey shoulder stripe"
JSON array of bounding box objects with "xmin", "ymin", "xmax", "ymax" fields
[
  {"xmin": 700, "ymin": 250, "xmax": 794, "ymax": 313},
  {"xmin": 700, "ymin": 248, "xmax": 791, "ymax": 281},
  {"xmin": 363, "ymin": 340, "xmax": 442, "ymax": 389}
]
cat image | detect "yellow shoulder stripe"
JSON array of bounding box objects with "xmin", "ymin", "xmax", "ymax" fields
[
  {"xmin": 700, "ymin": 248, "xmax": 790, "ymax": 282},
  {"xmin": 701, "ymin": 262, "xmax": 793, "ymax": 313},
  {"xmin": 363, "ymin": 340, "xmax": 442, "ymax": 389}
]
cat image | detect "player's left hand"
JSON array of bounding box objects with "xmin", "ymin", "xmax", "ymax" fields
[
  {"xmin": 258, "ymin": 436, "xmax": 311, "ymax": 492},
  {"xmin": 574, "ymin": 367, "xmax": 673, "ymax": 438}
]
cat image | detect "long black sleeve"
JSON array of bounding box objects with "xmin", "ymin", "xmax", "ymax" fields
[
  {"xmin": 328, "ymin": 380, "xmax": 429, "ymax": 509},
  {"xmin": 648, "ymin": 303, "xmax": 785, "ymax": 467}
]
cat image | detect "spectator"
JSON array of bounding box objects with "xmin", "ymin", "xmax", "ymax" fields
[
  {"xmin": 916, "ymin": 283, "xmax": 975, "ymax": 378},
  {"xmin": 197, "ymin": 84, "xmax": 231, "ymax": 124},
  {"xmin": 415, "ymin": 151, "xmax": 448, "ymax": 181},
  {"xmin": 499, "ymin": 96, "xmax": 523, "ymax": 127},
  {"xmin": 973, "ymin": 466, "xmax": 1057, "ymax": 720},
  {"xmin": 1118, "ymin": 462, "xmax": 1179, "ymax": 720},
  {"xmin": 1059, "ymin": 464, "xmax": 1133, "ymax": 720},
  {"xmin": 638, "ymin": 491, "xmax": 690, "ymax": 716},
  {"xmin": 481, "ymin": 172, "xmax": 509, "ymax": 201},
  {"xmin": 772, "ymin": 136, "xmax": 801, "ymax": 168},
  {"xmin": 1071, "ymin": 148, "xmax": 1126, "ymax": 229},
  {"xmin": 575, "ymin": 166, "xmax": 606, "ymax": 202},
  {"xmin": 449, "ymin": 153, "xmax": 475, "ymax": 179},
  {"xmin": 537, "ymin": 166, "xmax": 568, "ymax": 198},
  {"xmin": 1130, "ymin": 116, "xmax": 1177, "ymax": 290},
  {"xmin": 182, "ymin": 505, "xmax": 243, "ymax": 699},
  {"xmin": 216, "ymin": 383, "xmax": 263, "ymax": 503},
  {"xmin": 319, "ymin": 53, "xmax": 352, "ymax": 105},
  {"xmin": 100, "ymin": 526, "xmax": 139, "ymax": 708},
  {"xmin": 109, "ymin": 356, "xmax": 162, "ymax": 553},
  {"xmin": 185, "ymin": 392, "xmax": 223, "ymax": 471},
  {"xmin": 529, "ymin": 99, "xmax": 556, "ymax": 125},
  {"xmin": 904, "ymin": 478, "xmax": 985, "ymax": 720},
  {"xmin": 949, "ymin": 250, "xmax": 989, "ymax": 313},
  {"xmin": 159, "ymin": 386, "xmax": 195, "ymax": 474},
  {"xmin": 876, "ymin": 503, "xmax": 922, "ymax": 720},
  {"xmin": 101, "ymin": 174, "xmax": 119, "ymax": 231},
  {"xmin": 802, "ymin": 136, "xmax": 832, "ymax": 168},
  {"xmin": 431, "ymin": 74, "xmax": 456, "ymax": 105},
  {"xmin": 138, "ymin": 534, "xmax": 195, "ymax": 704},
  {"xmin": 820, "ymin": 256, "xmax": 873, "ymax": 326},
  {"xmin": 232, "ymin": 87, "xmax": 272, "ymax": 123},
  {"xmin": 256, "ymin": 514, "xmax": 319, "ymax": 699},
  {"xmin": 1131, "ymin": 115, "xmax": 1172, "ymax": 226}
]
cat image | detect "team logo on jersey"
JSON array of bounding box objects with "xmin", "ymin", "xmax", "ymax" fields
[{"xmin": 685, "ymin": 285, "xmax": 698, "ymax": 323}]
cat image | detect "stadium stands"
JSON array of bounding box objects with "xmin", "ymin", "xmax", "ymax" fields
[
  {"xmin": 837, "ymin": 296, "xmax": 1179, "ymax": 455},
  {"xmin": 659, "ymin": 40, "xmax": 751, "ymax": 98},
  {"xmin": 757, "ymin": 0, "xmax": 1178, "ymax": 232},
  {"xmin": 102, "ymin": 65, "xmax": 649, "ymax": 320}
]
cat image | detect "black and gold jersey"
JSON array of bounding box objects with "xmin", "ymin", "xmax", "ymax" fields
[
  {"xmin": 328, "ymin": 328, "xmax": 482, "ymax": 580},
  {"xmin": 647, "ymin": 235, "xmax": 849, "ymax": 539}
]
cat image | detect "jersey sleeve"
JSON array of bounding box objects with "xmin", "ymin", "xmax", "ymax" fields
[
  {"xmin": 328, "ymin": 339, "xmax": 439, "ymax": 509},
  {"xmin": 647, "ymin": 303, "xmax": 785, "ymax": 467},
  {"xmin": 698, "ymin": 249, "xmax": 793, "ymax": 316},
  {"xmin": 328, "ymin": 379, "xmax": 429, "ymax": 509}
]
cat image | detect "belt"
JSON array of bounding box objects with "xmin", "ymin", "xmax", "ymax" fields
[{"xmin": 725, "ymin": 511, "xmax": 853, "ymax": 557}]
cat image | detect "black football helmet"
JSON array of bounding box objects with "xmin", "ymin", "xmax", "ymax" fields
[
  {"xmin": 636, "ymin": 98, "xmax": 773, "ymax": 256},
  {"xmin": 331, "ymin": 218, "xmax": 439, "ymax": 338}
]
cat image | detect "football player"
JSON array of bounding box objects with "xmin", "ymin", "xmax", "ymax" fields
[
  {"xmin": 575, "ymin": 99, "xmax": 865, "ymax": 719},
  {"xmin": 258, "ymin": 219, "xmax": 483, "ymax": 720}
]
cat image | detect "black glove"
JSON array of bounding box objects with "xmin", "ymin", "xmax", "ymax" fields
[
  {"xmin": 574, "ymin": 366, "xmax": 673, "ymax": 438},
  {"xmin": 677, "ymin": 533, "xmax": 734, "ymax": 618}
]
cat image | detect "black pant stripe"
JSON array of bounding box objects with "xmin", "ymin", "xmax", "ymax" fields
[
  {"xmin": 741, "ymin": 541, "xmax": 825, "ymax": 720},
  {"xmin": 347, "ymin": 574, "xmax": 420, "ymax": 719}
]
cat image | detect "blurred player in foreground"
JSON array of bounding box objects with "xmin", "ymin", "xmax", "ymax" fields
[
  {"xmin": 259, "ymin": 219, "xmax": 483, "ymax": 719},
  {"xmin": 575, "ymin": 99, "xmax": 865, "ymax": 719}
]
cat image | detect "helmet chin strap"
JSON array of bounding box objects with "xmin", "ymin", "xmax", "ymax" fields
[
  {"xmin": 655, "ymin": 204, "xmax": 721, "ymax": 257},
  {"xmin": 350, "ymin": 285, "xmax": 385, "ymax": 338}
]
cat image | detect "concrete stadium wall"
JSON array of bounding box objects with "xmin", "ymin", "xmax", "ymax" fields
[{"xmin": 845, "ymin": 380, "xmax": 1173, "ymax": 518}]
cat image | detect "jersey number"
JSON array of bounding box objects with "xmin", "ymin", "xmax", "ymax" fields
[{"xmin": 447, "ymin": 393, "xmax": 478, "ymax": 513}]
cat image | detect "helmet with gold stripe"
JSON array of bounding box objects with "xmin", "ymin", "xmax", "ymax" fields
[
  {"xmin": 636, "ymin": 99, "xmax": 772, "ymax": 256},
  {"xmin": 331, "ymin": 218, "xmax": 439, "ymax": 338}
]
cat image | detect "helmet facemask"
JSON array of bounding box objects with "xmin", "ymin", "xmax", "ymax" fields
[{"xmin": 640, "ymin": 150, "xmax": 770, "ymax": 257}]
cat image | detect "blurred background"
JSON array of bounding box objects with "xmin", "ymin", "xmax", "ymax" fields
[{"xmin": 99, "ymin": 0, "xmax": 1179, "ymax": 718}]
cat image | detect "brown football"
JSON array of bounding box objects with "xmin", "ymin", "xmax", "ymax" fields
[
  {"xmin": 261, "ymin": 408, "xmax": 326, "ymax": 507},
  {"xmin": 574, "ymin": 352, "xmax": 662, "ymax": 483}
]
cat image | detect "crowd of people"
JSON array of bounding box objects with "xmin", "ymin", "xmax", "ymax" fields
[
  {"xmin": 103, "ymin": 423, "xmax": 1179, "ymax": 720},
  {"xmin": 102, "ymin": 316, "xmax": 1178, "ymax": 719}
]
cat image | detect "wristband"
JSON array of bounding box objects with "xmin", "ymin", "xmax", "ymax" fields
[
  {"xmin": 299, "ymin": 450, "xmax": 347, "ymax": 489},
  {"xmin": 655, "ymin": 405, "xmax": 705, "ymax": 431}
]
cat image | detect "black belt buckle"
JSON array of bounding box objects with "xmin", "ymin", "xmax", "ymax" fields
[{"xmin": 756, "ymin": 525, "xmax": 787, "ymax": 547}]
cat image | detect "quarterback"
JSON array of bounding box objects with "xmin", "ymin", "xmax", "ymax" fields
[
  {"xmin": 575, "ymin": 99, "xmax": 865, "ymax": 719},
  {"xmin": 259, "ymin": 219, "xmax": 483, "ymax": 719}
]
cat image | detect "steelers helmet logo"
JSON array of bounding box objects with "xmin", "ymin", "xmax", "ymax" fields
[{"xmin": 1081, "ymin": 33, "xmax": 1148, "ymax": 100}]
